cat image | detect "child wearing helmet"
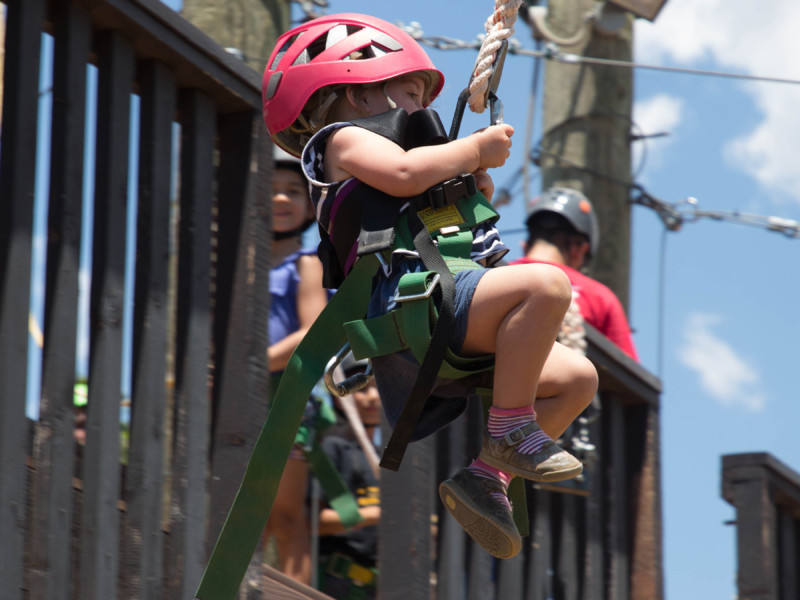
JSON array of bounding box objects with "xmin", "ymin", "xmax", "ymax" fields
[
  {"xmin": 264, "ymin": 146, "xmax": 328, "ymax": 584},
  {"xmin": 263, "ymin": 14, "xmax": 598, "ymax": 559}
]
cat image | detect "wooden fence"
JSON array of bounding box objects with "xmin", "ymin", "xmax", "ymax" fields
[
  {"xmin": 722, "ymin": 452, "xmax": 800, "ymax": 600},
  {"xmin": 380, "ymin": 325, "xmax": 664, "ymax": 600},
  {"xmin": 0, "ymin": 0, "xmax": 664, "ymax": 598},
  {"xmin": 1, "ymin": 0, "xmax": 271, "ymax": 598}
]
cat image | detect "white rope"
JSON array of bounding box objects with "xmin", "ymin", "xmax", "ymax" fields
[
  {"xmin": 468, "ymin": 0, "xmax": 522, "ymax": 113},
  {"xmin": 558, "ymin": 295, "xmax": 587, "ymax": 356}
]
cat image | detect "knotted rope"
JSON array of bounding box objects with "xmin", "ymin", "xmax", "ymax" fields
[
  {"xmin": 558, "ymin": 294, "xmax": 587, "ymax": 355},
  {"xmin": 468, "ymin": 0, "xmax": 522, "ymax": 113}
]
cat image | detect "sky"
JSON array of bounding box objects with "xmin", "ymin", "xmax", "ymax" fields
[{"xmin": 28, "ymin": 1, "xmax": 800, "ymax": 598}]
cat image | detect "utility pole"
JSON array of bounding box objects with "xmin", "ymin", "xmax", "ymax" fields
[
  {"xmin": 181, "ymin": 0, "xmax": 290, "ymax": 74},
  {"xmin": 539, "ymin": 0, "xmax": 634, "ymax": 308},
  {"xmin": 537, "ymin": 4, "xmax": 664, "ymax": 600}
]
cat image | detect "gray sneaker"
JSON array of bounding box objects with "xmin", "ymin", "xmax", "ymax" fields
[
  {"xmin": 438, "ymin": 467, "xmax": 522, "ymax": 559},
  {"xmin": 479, "ymin": 422, "xmax": 583, "ymax": 482}
]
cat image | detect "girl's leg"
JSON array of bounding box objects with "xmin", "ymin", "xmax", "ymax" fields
[
  {"xmin": 461, "ymin": 263, "xmax": 572, "ymax": 408},
  {"xmin": 438, "ymin": 264, "xmax": 597, "ymax": 559},
  {"xmin": 460, "ymin": 263, "xmax": 595, "ymax": 481},
  {"xmin": 264, "ymin": 457, "xmax": 312, "ymax": 584},
  {"xmin": 534, "ymin": 341, "xmax": 598, "ymax": 439}
]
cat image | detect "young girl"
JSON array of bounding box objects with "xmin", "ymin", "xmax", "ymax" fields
[
  {"xmin": 264, "ymin": 148, "xmax": 328, "ymax": 583},
  {"xmin": 263, "ymin": 13, "xmax": 598, "ymax": 559}
]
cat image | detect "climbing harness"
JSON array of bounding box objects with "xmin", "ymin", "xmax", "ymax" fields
[{"xmin": 197, "ymin": 6, "xmax": 524, "ymax": 598}]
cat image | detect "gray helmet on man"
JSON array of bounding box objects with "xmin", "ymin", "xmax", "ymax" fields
[{"xmin": 526, "ymin": 186, "xmax": 600, "ymax": 257}]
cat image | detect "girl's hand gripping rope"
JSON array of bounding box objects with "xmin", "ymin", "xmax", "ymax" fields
[{"xmin": 475, "ymin": 123, "xmax": 514, "ymax": 170}]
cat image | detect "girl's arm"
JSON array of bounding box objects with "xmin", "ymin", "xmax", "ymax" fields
[
  {"xmin": 317, "ymin": 504, "xmax": 380, "ymax": 536},
  {"xmin": 267, "ymin": 254, "xmax": 327, "ymax": 372},
  {"xmin": 326, "ymin": 123, "xmax": 513, "ymax": 197}
]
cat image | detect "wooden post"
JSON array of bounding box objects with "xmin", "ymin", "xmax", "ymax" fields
[
  {"xmin": 181, "ymin": 0, "xmax": 290, "ymax": 74},
  {"xmin": 539, "ymin": 0, "xmax": 635, "ymax": 308}
]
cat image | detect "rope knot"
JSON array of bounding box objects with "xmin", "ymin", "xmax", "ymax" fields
[{"xmin": 468, "ymin": 0, "xmax": 522, "ymax": 113}]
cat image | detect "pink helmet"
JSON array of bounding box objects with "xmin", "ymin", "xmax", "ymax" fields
[{"xmin": 263, "ymin": 13, "xmax": 444, "ymax": 156}]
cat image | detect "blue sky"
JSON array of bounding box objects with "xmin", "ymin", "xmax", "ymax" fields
[{"xmin": 30, "ymin": 1, "xmax": 797, "ymax": 597}]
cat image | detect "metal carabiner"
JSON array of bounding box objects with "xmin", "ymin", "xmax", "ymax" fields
[{"xmin": 323, "ymin": 343, "xmax": 375, "ymax": 398}]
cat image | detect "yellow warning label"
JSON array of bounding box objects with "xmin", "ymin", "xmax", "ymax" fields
[{"xmin": 417, "ymin": 204, "xmax": 464, "ymax": 233}]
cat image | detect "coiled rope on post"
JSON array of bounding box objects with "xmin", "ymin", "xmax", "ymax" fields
[{"xmin": 468, "ymin": 0, "xmax": 522, "ymax": 113}]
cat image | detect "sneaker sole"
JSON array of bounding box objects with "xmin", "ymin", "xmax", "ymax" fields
[
  {"xmin": 438, "ymin": 479, "xmax": 522, "ymax": 559},
  {"xmin": 479, "ymin": 453, "xmax": 583, "ymax": 483}
]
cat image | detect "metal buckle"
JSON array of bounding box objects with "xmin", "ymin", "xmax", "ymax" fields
[
  {"xmin": 503, "ymin": 423, "xmax": 537, "ymax": 446},
  {"xmin": 391, "ymin": 273, "xmax": 440, "ymax": 303},
  {"xmin": 425, "ymin": 174, "xmax": 477, "ymax": 209}
]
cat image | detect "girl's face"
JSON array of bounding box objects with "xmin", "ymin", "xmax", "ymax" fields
[
  {"xmin": 361, "ymin": 75, "xmax": 427, "ymax": 116},
  {"xmin": 272, "ymin": 167, "xmax": 313, "ymax": 233}
]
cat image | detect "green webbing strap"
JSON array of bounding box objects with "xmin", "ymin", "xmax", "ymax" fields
[
  {"xmin": 306, "ymin": 442, "xmax": 364, "ymax": 529},
  {"xmin": 195, "ymin": 256, "xmax": 377, "ymax": 600},
  {"xmin": 271, "ymin": 369, "xmax": 363, "ymax": 529}
]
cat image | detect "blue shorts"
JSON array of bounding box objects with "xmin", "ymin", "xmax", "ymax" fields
[{"xmin": 367, "ymin": 259, "xmax": 493, "ymax": 442}]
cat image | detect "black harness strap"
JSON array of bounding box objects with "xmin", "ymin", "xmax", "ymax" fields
[{"xmin": 379, "ymin": 208, "xmax": 457, "ymax": 471}]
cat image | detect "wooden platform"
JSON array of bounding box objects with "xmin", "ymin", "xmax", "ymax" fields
[{"xmin": 234, "ymin": 563, "xmax": 334, "ymax": 600}]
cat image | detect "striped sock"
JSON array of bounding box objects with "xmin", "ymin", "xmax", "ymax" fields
[
  {"xmin": 468, "ymin": 457, "xmax": 512, "ymax": 511},
  {"xmin": 487, "ymin": 405, "xmax": 551, "ymax": 455}
]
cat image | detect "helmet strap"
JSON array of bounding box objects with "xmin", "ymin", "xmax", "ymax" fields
[{"xmin": 381, "ymin": 82, "xmax": 398, "ymax": 110}]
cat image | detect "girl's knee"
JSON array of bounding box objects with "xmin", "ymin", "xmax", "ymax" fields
[
  {"xmin": 576, "ymin": 356, "xmax": 599, "ymax": 406},
  {"xmin": 518, "ymin": 263, "xmax": 572, "ymax": 310}
]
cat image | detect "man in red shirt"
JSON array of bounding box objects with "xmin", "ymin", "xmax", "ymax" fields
[{"xmin": 509, "ymin": 187, "xmax": 639, "ymax": 361}]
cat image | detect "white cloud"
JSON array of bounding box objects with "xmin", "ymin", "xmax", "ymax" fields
[
  {"xmin": 632, "ymin": 93, "xmax": 684, "ymax": 172},
  {"xmin": 677, "ymin": 312, "xmax": 765, "ymax": 412},
  {"xmin": 634, "ymin": 0, "xmax": 800, "ymax": 205}
]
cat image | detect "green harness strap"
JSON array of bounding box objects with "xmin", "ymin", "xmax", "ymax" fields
[
  {"xmin": 195, "ymin": 256, "xmax": 377, "ymax": 600},
  {"xmin": 196, "ymin": 192, "xmax": 511, "ymax": 598},
  {"xmin": 271, "ymin": 375, "xmax": 363, "ymax": 530}
]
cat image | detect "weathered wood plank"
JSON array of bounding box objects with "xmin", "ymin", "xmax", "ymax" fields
[
  {"xmin": 379, "ymin": 435, "xmax": 435, "ymax": 600},
  {"xmin": 27, "ymin": 2, "xmax": 91, "ymax": 598},
  {"xmin": 555, "ymin": 494, "xmax": 580, "ymax": 600},
  {"xmin": 605, "ymin": 397, "xmax": 629, "ymax": 600},
  {"xmin": 728, "ymin": 467, "xmax": 778, "ymax": 600},
  {"xmin": 582, "ymin": 397, "xmax": 605, "ymax": 600},
  {"xmin": 121, "ymin": 58, "xmax": 176, "ymax": 600},
  {"xmin": 434, "ymin": 414, "xmax": 469, "ymax": 600},
  {"xmin": 628, "ymin": 403, "xmax": 663, "ymax": 600},
  {"xmin": 0, "ymin": 0, "xmax": 45, "ymax": 595},
  {"xmin": 777, "ymin": 510, "xmax": 797, "ymax": 600},
  {"xmin": 208, "ymin": 110, "xmax": 270, "ymax": 552},
  {"xmin": 496, "ymin": 546, "xmax": 525, "ymax": 599},
  {"xmin": 527, "ymin": 489, "xmax": 553, "ymax": 600},
  {"xmin": 82, "ymin": 0, "xmax": 261, "ymax": 112},
  {"xmin": 163, "ymin": 87, "xmax": 215, "ymax": 600},
  {"xmin": 80, "ymin": 27, "xmax": 135, "ymax": 600}
]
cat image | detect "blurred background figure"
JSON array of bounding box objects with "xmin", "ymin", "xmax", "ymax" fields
[
  {"xmin": 510, "ymin": 187, "xmax": 638, "ymax": 361},
  {"xmin": 314, "ymin": 356, "xmax": 381, "ymax": 600},
  {"xmin": 262, "ymin": 146, "xmax": 328, "ymax": 584}
]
